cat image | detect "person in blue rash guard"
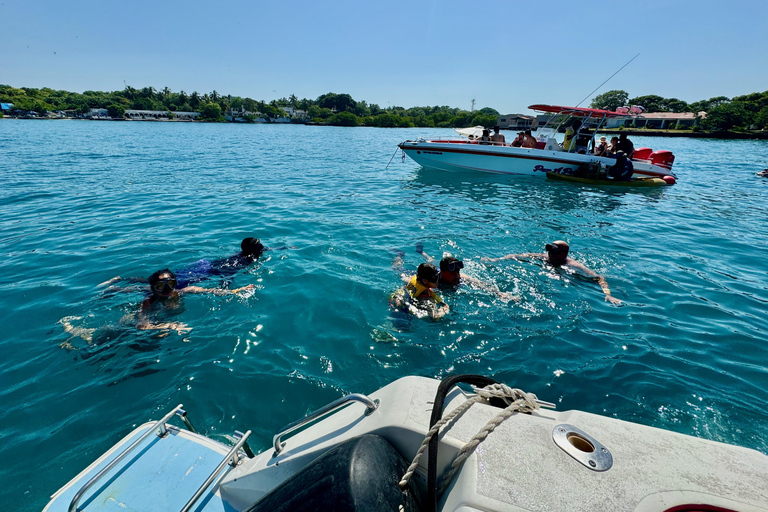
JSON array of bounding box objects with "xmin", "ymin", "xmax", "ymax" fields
[{"xmin": 100, "ymin": 237, "xmax": 285, "ymax": 289}]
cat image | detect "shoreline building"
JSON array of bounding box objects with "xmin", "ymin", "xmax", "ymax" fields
[
  {"xmin": 603, "ymin": 111, "xmax": 705, "ymax": 130},
  {"xmin": 497, "ymin": 114, "xmax": 537, "ymax": 130}
]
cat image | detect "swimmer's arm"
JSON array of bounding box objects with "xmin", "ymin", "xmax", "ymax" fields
[
  {"xmin": 136, "ymin": 320, "xmax": 191, "ymax": 335},
  {"xmin": 429, "ymin": 301, "xmax": 449, "ymax": 321},
  {"xmin": 461, "ymin": 274, "xmax": 520, "ymax": 302},
  {"xmin": 481, "ymin": 253, "xmax": 540, "ymax": 263},
  {"xmin": 98, "ymin": 275, "xmax": 148, "ymax": 287},
  {"xmin": 101, "ymin": 284, "xmax": 147, "ymax": 297},
  {"xmin": 180, "ymin": 284, "xmax": 255, "ymax": 295},
  {"xmin": 595, "ymin": 275, "xmax": 622, "ymax": 305},
  {"xmin": 569, "ymin": 262, "xmax": 622, "ymax": 305}
]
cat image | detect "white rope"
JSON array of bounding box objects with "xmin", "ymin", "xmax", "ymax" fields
[{"xmin": 398, "ymin": 383, "xmax": 540, "ymax": 493}]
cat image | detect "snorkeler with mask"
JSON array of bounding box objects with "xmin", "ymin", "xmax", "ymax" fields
[{"xmin": 415, "ymin": 244, "xmax": 518, "ymax": 301}]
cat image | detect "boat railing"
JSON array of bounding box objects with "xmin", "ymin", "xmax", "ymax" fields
[
  {"xmin": 272, "ymin": 393, "xmax": 379, "ymax": 456},
  {"xmin": 68, "ymin": 404, "xmax": 255, "ymax": 512},
  {"xmin": 180, "ymin": 429, "xmax": 252, "ymax": 512}
]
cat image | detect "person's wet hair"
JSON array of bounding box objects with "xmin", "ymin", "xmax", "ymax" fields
[
  {"xmin": 241, "ymin": 237, "xmax": 265, "ymax": 258},
  {"xmin": 417, "ymin": 263, "xmax": 440, "ymax": 284},
  {"xmin": 149, "ymin": 268, "xmax": 176, "ymax": 287}
]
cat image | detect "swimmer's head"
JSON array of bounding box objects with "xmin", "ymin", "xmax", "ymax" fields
[
  {"xmin": 149, "ymin": 268, "xmax": 177, "ymax": 296},
  {"xmin": 241, "ymin": 237, "xmax": 265, "ymax": 258},
  {"xmin": 439, "ymin": 257, "xmax": 464, "ymax": 286},
  {"xmin": 416, "ymin": 263, "xmax": 440, "ymax": 287},
  {"xmin": 545, "ymin": 241, "xmax": 569, "ymax": 265}
]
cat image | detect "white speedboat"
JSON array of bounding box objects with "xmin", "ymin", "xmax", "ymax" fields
[
  {"xmin": 399, "ymin": 105, "xmax": 677, "ymax": 179},
  {"xmin": 44, "ymin": 375, "xmax": 768, "ymax": 512}
]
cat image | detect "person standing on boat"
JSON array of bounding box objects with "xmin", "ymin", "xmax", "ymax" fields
[
  {"xmin": 482, "ymin": 241, "xmax": 622, "ymax": 305},
  {"xmin": 491, "ymin": 126, "xmax": 506, "ymax": 145},
  {"xmin": 522, "ymin": 129, "xmax": 537, "ymax": 148},
  {"xmin": 616, "ymin": 133, "xmax": 634, "ymax": 159},
  {"xmin": 562, "ymin": 126, "xmax": 576, "ymax": 151}
]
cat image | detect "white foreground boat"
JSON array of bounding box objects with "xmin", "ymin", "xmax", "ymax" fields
[
  {"xmin": 399, "ymin": 105, "xmax": 677, "ymax": 179},
  {"xmin": 45, "ymin": 375, "xmax": 768, "ymax": 512}
]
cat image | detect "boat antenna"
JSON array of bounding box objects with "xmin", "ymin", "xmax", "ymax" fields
[{"xmin": 574, "ymin": 53, "xmax": 640, "ymax": 108}]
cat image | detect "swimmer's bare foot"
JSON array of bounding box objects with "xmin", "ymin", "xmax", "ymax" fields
[
  {"xmin": 59, "ymin": 316, "xmax": 95, "ymax": 343},
  {"xmin": 58, "ymin": 340, "xmax": 76, "ymax": 350}
]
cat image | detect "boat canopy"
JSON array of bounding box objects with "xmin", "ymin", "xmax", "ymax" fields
[
  {"xmin": 454, "ymin": 125, "xmax": 485, "ymax": 138},
  {"xmin": 528, "ymin": 104, "xmax": 632, "ymax": 118}
]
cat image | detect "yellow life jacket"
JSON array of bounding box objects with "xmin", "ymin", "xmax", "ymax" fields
[
  {"xmin": 405, "ymin": 275, "xmax": 442, "ymax": 303},
  {"xmin": 563, "ymin": 127, "xmax": 575, "ymax": 151}
]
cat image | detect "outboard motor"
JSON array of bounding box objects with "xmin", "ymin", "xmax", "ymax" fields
[
  {"xmin": 633, "ymin": 147, "xmax": 653, "ymax": 160},
  {"xmin": 650, "ymin": 150, "xmax": 675, "ymax": 170}
]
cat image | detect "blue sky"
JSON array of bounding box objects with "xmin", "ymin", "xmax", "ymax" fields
[{"xmin": 2, "ymin": 0, "xmax": 766, "ymax": 115}]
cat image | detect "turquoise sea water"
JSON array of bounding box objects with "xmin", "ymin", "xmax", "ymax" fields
[{"xmin": 1, "ymin": 119, "xmax": 767, "ymax": 510}]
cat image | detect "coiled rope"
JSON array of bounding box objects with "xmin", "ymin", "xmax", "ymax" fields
[{"xmin": 399, "ymin": 383, "xmax": 541, "ymax": 495}]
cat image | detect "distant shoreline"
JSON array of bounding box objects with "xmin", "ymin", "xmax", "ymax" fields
[
  {"xmin": 598, "ymin": 128, "xmax": 768, "ymax": 140},
  {"xmin": 3, "ymin": 116, "xmax": 767, "ymax": 139}
]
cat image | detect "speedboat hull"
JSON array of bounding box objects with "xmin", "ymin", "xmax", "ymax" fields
[{"xmin": 398, "ymin": 140, "xmax": 674, "ymax": 179}]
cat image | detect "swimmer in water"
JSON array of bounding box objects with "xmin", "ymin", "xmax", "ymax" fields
[
  {"xmin": 100, "ymin": 237, "xmax": 290, "ymax": 289},
  {"xmin": 390, "ymin": 263, "xmax": 449, "ymax": 321},
  {"xmin": 60, "ymin": 268, "xmax": 254, "ymax": 346},
  {"xmin": 482, "ymin": 240, "xmax": 622, "ymax": 305},
  {"xmin": 415, "ymin": 244, "xmax": 518, "ymax": 302}
]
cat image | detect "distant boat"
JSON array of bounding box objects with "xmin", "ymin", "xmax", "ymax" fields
[{"xmin": 399, "ymin": 104, "xmax": 676, "ymax": 179}]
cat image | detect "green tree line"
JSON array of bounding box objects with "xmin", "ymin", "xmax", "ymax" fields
[
  {"xmin": 0, "ymin": 85, "xmax": 500, "ymax": 127},
  {"xmin": 591, "ymin": 89, "xmax": 768, "ymax": 132}
]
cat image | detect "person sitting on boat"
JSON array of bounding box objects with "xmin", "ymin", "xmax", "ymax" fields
[
  {"xmin": 594, "ymin": 136, "xmax": 609, "ymax": 156},
  {"xmin": 415, "ymin": 245, "xmax": 518, "ymax": 301},
  {"xmin": 562, "ymin": 126, "xmax": 576, "ymax": 151},
  {"xmin": 606, "ymin": 136, "xmax": 620, "ymax": 157},
  {"xmin": 482, "ymin": 241, "xmax": 622, "ymax": 305},
  {"xmin": 511, "ymin": 132, "xmax": 524, "ymax": 147},
  {"xmin": 522, "ymin": 129, "xmax": 538, "ymax": 148},
  {"xmin": 479, "ymin": 129, "xmax": 492, "ymax": 145},
  {"xmin": 608, "ymin": 151, "xmax": 634, "ymax": 181},
  {"xmin": 490, "ymin": 126, "xmax": 506, "ymax": 145},
  {"xmin": 390, "ymin": 262, "xmax": 449, "ymax": 321},
  {"xmin": 616, "ymin": 133, "xmax": 635, "ymax": 159}
]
